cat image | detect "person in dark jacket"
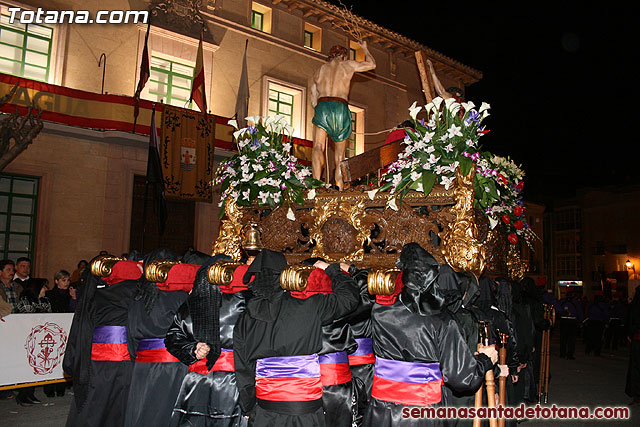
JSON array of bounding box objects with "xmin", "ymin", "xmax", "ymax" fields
[
  {"xmin": 585, "ymin": 292, "xmax": 609, "ymax": 356},
  {"xmin": 625, "ymin": 287, "xmax": 640, "ymax": 405},
  {"xmin": 233, "ymin": 249, "xmax": 359, "ymax": 427},
  {"xmin": 44, "ymin": 270, "xmax": 73, "ymax": 398},
  {"xmin": 166, "ymin": 253, "xmax": 250, "ymax": 427},
  {"xmin": 557, "ymin": 291, "xmax": 584, "ymax": 360},
  {"xmin": 364, "ymin": 243, "xmax": 497, "ymax": 426},
  {"xmin": 123, "ymin": 249, "xmax": 196, "ymax": 427},
  {"xmin": 63, "ymin": 256, "xmax": 141, "ymax": 427}
]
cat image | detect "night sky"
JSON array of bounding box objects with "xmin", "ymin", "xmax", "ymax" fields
[{"xmin": 333, "ymin": 1, "xmax": 637, "ymax": 204}]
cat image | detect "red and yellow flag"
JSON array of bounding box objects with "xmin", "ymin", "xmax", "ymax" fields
[{"xmin": 190, "ymin": 32, "xmax": 207, "ymax": 113}]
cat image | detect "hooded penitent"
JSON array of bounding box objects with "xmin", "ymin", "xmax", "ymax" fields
[{"xmin": 396, "ymin": 242, "xmax": 443, "ymax": 315}]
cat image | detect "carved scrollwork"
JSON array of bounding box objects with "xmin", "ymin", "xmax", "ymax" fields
[
  {"xmin": 90, "ymin": 255, "xmax": 125, "ymax": 277},
  {"xmin": 260, "ymin": 206, "xmax": 308, "ymax": 253},
  {"xmin": 212, "ymin": 199, "xmax": 244, "ymax": 261},
  {"xmin": 440, "ymin": 169, "xmax": 486, "ymax": 277},
  {"xmin": 507, "ymin": 244, "xmax": 527, "ymax": 282},
  {"xmin": 145, "ymin": 260, "xmax": 181, "ymax": 283}
]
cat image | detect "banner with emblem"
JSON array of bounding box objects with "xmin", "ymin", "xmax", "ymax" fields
[
  {"xmin": 160, "ymin": 105, "xmax": 216, "ymax": 202},
  {"xmin": 0, "ymin": 313, "xmax": 74, "ymax": 386}
]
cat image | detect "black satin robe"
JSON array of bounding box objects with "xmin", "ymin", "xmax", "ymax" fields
[
  {"xmin": 319, "ymin": 317, "xmax": 358, "ymax": 427},
  {"xmin": 124, "ymin": 289, "xmax": 190, "ymax": 427},
  {"xmin": 166, "ymin": 290, "xmax": 251, "ymax": 427},
  {"xmin": 233, "ymin": 264, "xmax": 359, "ymax": 427},
  {"xmin": 364, "ymin": 301, "xmax": 494, "ymax": 427},
  {"xmin": 64, "ymin": 280, "xmax": 137, "ymax": 427}
]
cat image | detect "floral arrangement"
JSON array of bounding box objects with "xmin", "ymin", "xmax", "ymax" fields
[
  {"xmin": 378, "ymin": 98, "xmax": 535, "ymax": 246},
  {"xmin": 214, "ymin": 116, "xmax": 323, "ymax": 219}
]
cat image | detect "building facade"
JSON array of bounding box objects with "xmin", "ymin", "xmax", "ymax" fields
[{"xmin": 0, "ymin": 0, "xmax": 482, "ymax": 280}]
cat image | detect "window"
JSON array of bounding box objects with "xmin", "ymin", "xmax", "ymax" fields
[
  {"xmin": 251, "ymin": 11, "xmax": 263, "ymax": 31},
  {"xmin": 251, "ymin": 2, "xmax": 272, "ymax": 34},
  {"xmin": 148, "ymin": 53, "xmax": 196, "ymax": 109},
  {"xmin": 268, "ymin": 88, "xmax": 294, "ymax": 126},
  {"xmin": 346, "ymin": 105, "xmax": 364, "ymax": 158},
  {"xmin": 304, "ymin": 23, "xmax": 321, "ymax": 51},
  {"xmin": 0, "ymin": 12, "xmax": 52, "ymax": 82},
  {"xmin": 349, "ymin": 40, "xmax": 364, "ymax": 61},
  {"xmin": 0, "ymin": 173, "xmax": 38, "ymax": 262},
  {"xmin": 262, "ymin": 77, "xmax": 306, "ymax": 138}
]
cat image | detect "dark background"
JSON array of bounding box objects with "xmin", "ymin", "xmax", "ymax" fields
[{"xmin": 332, "ymin": 1, "xmax": 637, "ymax": 204}]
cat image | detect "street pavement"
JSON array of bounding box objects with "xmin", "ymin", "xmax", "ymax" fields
[{"xmin": 0, "ymin": 333, "xmax": 637, "ymax": 426}]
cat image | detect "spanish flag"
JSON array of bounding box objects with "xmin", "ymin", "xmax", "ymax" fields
[{"xmin": 190, "ymin": 32, "xmax": 207, "ymax": 113}]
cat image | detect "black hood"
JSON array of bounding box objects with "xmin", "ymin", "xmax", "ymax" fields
[
  {"xmin": 245, "ymin": 249, "xmax": 288, "ymax": 322},
  {"xmin": 477, "ymin": 276, "xmax": 497, "ymax": 312},
  {"xmin": 137, "ymin": 248, "xmax": 178, "ymax": 314},
  {"xmin": 396, "ymin": 243, "xmax": 442, "ymax": 315}
]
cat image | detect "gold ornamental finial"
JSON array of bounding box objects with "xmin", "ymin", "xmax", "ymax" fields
[
  {"xmin": 208, "ymin": 260, "xmax": 243, "ymax": 285},
  {"xmin": 367, "ymin": 268, "xmax": 400, "ymax": 295},
  {"xmin": 90, "ymin": 255, "xmax": 126, "ymax": 277},
  {"xmin": 280, "ymin": 264, "xmax": 316, "ymax": 292},
  {"xmin": 145, "ymin": 260, "xmax": 180, "ymax": 283}
]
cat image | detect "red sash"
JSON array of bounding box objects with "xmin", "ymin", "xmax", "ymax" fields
[{"xmin": 188, "ymin": 349, "xmax": 235, "ymax": 374}]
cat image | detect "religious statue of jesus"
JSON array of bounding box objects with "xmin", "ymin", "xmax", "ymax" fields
[{"xmin": 311, "ymin": 41, "xmax": 376, "ymax": 190}]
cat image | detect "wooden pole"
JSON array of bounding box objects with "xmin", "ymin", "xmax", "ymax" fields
[
  {"xmin": 498, "ymin": 333, "xmax": 508, "ymax": 427},
  {"xmin": 414, "ymin": 50, "xmax": 435, "ymax": 103},
  {"xmin": 543, "ymin": 306, "xmax": 553, "ymax": 403},
  {"xmin": 473, "ymin": 342, "xmax": 483, "ymax": 427}
]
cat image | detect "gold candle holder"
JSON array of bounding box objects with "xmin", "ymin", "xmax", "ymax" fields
[
  {"xmin": 208, "ymin": 260, "xmax": 243, "ymax": 285},
  {"xmin": 478, "ymin": 321, "xmax": 491, "ymax": 346},
  {"xmin": 367, "ymin": 268, "xmax": 400, "ymax": 296},
  {"xmin": 280, "ymin": 264, "xmax": 316, "ymax": 292},
  {"xmin": 90, "ymin": 255, "xmax": 125, "ymax": 277},
  {"xmin": 145, "ymin": 260, "xmax": 180, "ymax": 283}
]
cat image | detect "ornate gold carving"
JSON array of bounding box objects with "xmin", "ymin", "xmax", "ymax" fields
[
  {"xmin": 280, "ymin": 264, "xmax": 316, "ymax": 292},
  {"xmin": 507, "ymin": 244, "xmax": 527, "ymax": 282},
  {"xmin": 308, "ymin": 198, "xmax": 372, "ymax": 262},
  {"xmin": 90, "ymin": 256, "xmax": 125, "ymax": 277},
  {"xmin": 212, "ymin": 199, "xmax": 244, "ymax": 261},
  {"xmin": 208, "ymin": 260, "xmax": 243, "ymax": 285},
  {"xmin": 440, "ymin": 169, "xmax": 486, "ymax": 277},
  {"xmin": 367, "ymin": 268, "xmax": 400, "ymax": 295},
  {"xmin": 145, "ymin": 260, "xmax": 181, "ymax": 283}
]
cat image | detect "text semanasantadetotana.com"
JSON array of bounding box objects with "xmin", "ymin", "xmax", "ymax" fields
[
  {"xmin": 6, "ymin": 7, "xmax": 148, "ymax": 25},
  {"xmin": 402, "ymin": 404, "xmax": 630, "ymax": 420}
]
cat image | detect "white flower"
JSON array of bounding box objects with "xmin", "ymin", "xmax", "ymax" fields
[
  {"xmin": 241, "ymin": 163, "xmax": 250, "ymax": 174},
  {"xmin": 435, "ymin": 164, "xmax": 446, "ymax": 175},
  {"xmin": 387, "ymin": 197, "xmax": 398, "ymax": 211},
  {"xmin": 478, "ymin": 102, "xmax": 491, "ymax": 114},
  {"xmin": 450, "ymin": 103, "xmax": 461, "ymax": 116},
  {"xmin": 286, "ymin": 207, "xmax": 296, "ymax": 221},
  {"xmin": 226, "ymin": 167, "xmax": 237, "ymax": 177},
  {"xmin": 242, "ymin": 189, "xmax": 250, "ymax": 200},
  {"xmin": 410, "ymin": 171, "xmax": 421, "ymax": 181},
  {"xmin": 424, "ymin": 102, "xmax": 434, "ymax": 115},
  {"xmin": 444, "ymin": 98, "xmax": 456, "ymax": 110},
  {"xmin": 273, "ymin": 193, "xmax": 281, "ymax": 204},
  {"xmin": 466, "ymin": 139, "xmax": 476, "ymax": 147},
  {"xmin": 482, "ymin": 110, "xmax": 490, "ymax": 119},
  {"xmin": 241, "ymin": 171, "xmax": 253, "ymax": 182},
  {"xmin": 423, "ymin": 131, "xmax": 435, "ymax": 142},
  {"xmin": 448, "ymin": 161, "xmax": 459, "ymax": 172},
  {"xmin": 228, "ymin": 119, "xmax": 238, "ymax": 129},
  {"xmin": 444, "ymin": 143, "xmax": 454, "ymax": 153},
  {"xmin": 283, "ymin": 142, "xmax": 291, "ymax": 153},
  {"xmin": 440, "ymin": 175, "xmax": 455, "ymax": 190},
  {"xmin": 488, "ymin": 216, "xmax": 498, "ymax": 229},
  {"xmin": 252, "ymin": 164, "xmax": 264, "ymax": 172},
  {"xmin": 416, "ymin": 182, "xmax": 424, "ymax": 192},
  {"xmin": 408, "ymin": 101, "xmax": 422, "ymax": 120},
  {"xmin": 258, "ymin": 191, "xmax": 269, "ymax": 203},
  {"xmin": 245, "ymin": 115, "xmax": 261, "ymax": 125},
  {"xmin": 432, "ymin": 97, "xmax": 443, "ymax": 110},
  {"xmin": 427, "ymin": 154, "xmax": 440, "ymax": 164},
  {"xmin": 461, "ymin": 101, "xmax": 475, "ymax": 112},
  {"xmin": 427, "ymin": 119, "xmax": 436, "ymax": 128},
  {"xmin": 426, "ymin": 146, "xmax": 435, "ymax": 154},
  {"xmin": 392, "ymin": 173, "xmax": 403, "ymax": 187},
  {"xmin": 307, "ymin": 188, "xmax": 316, "ymax": 199},
  {"xmin": 447, "ymin": 124, "xmax": 463, "ymax": 138},
  {"xmin": 283, "ymin": 170, "xmax": 292, "ymax": 180},
  {"xmin": 230, "ymin": 190, "xmax": 239, "ymax": 200},
  {"xmin": 233, "ymin": 129, "xmax": 245, "ymax": 140},
  {"xmin": 367, "ymin": 188, "xmax": 379, "ymax": 200}
]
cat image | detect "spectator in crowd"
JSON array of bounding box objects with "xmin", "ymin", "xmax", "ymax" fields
[
  {"xmin": 47, "ymin": 270, "xmax": 73, "ymax": 314},
  {"xmin": 13, "ymin": 257, "xmax": 32, "ymax": 286},
  {"xmin": 0, "ymin": 259, "xmax": 20, "ymax": 315},
  {"xmin": 71, "ymin": 260, "xmax": 88, "ymax": 283},
  {"xmin": 68, "ymin": 283, "xmax": 78, "ymax": 312},
  {"xmin": 14, "ymin": 277, "xmax": 51, "ymax": 406}
]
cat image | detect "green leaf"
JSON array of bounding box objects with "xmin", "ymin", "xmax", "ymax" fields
[
  {"xmin": 405, "ymin": 128, "xmax": 420, "ymax": 142},
  {"xmin": 421, "ymin": 172, "xmax": 436, "ymax": 196},
  {"xmin": 220, "ymin": 178, "xmax": 230, "ymax": 194},
  {"xmin": 218, "ymin": 200, "xmax": 226, "ymax": 219},
  {"xmin": 460, "ymin": 157, "xmax": 473, "ymax": 176}
]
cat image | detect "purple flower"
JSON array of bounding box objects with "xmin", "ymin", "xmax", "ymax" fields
[{"xmin": 465, "ymin": 110, "xmax": 480, "ymax": 125}]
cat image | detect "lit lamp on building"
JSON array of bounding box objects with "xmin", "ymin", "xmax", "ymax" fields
[{"xmin": 626, "ymin": 260, "xmax": 636, "ymax": 279}]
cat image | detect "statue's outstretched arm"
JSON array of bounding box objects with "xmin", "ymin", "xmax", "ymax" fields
[{"xmin": 427, "ymin": 59, "xmax": 453, "ymax": 99}]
